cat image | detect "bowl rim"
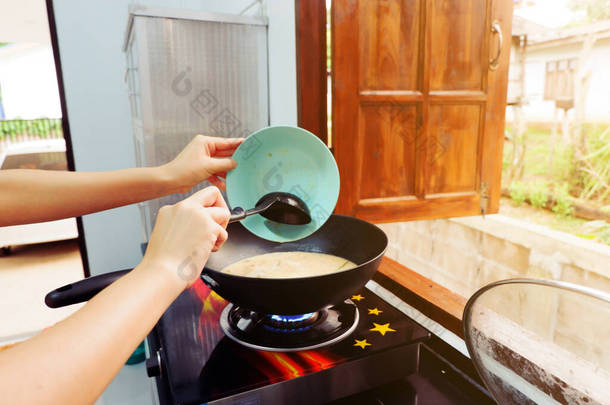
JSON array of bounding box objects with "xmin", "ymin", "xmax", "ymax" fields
[{"xmin": 226, "ymin": 125, "xmax": 340, "ymax": 242}]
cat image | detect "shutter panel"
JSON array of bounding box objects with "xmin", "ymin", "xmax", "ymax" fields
[{"xmin": 332, "ymin": 0, "xmax": 512, "ymax": 221}]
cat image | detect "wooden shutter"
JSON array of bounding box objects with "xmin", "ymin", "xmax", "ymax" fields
[
  {"xmin": 296, "ymin": 0, "xmax": 328, "ymax": 144},
  {"xmin": 332, "ymin": 0, "xmax": 513, "ymax": 222}
]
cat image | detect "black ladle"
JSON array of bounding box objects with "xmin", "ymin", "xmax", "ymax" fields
[{"xmin": 229, "ymin": 192, "xmax": 311, "ymax": 225}]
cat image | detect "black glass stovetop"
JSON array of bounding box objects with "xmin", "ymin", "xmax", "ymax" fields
[{"xmin": 147, "ymin": 280, "xmax": 430, "ymax": 405}]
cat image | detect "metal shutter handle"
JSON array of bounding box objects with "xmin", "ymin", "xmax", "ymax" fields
[{"xmin": 489, "ymin": 20, "xmax": 503, "ymax": 71}]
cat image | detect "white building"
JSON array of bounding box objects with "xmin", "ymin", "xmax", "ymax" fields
[{"xmin": 508, "ymin": 18, "xmax": 610, "ymax": 123}]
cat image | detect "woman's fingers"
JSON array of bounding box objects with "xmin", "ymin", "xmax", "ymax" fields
[
  {"xmin": 188, "ymin": 187, "xmax": 230, "ymax": 227},
  {"xmin": 206, "ymin": 206, "xmax": 230, "ymax": 228},
  {"xmin": 212, "ymin": 225, "xmax": 229, "ymax": 252},
  {"xmin": 207, "ymin": 175, "xmax": 226, "ymax": 190},
  {"xmin": 206, "ymin": 157, "xmax": 237, "ymax": 174},
  {"xmin": 213, "ymin": 150, "xmax": 239, "ymax": 158},
  {"xmin": 189, "ymin": 186, "xmax": 228, "ymax": 209},
  {"xmin": 199, "ymin": 136, "xmax": 242, "ymax": 177},
  {"xmin": 208, "ymin": 136, "xmax": 244, "ymax": 151}
]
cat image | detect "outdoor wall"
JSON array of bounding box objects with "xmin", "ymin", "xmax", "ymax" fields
[
  {"xmin": 507, "ymin": 36, "xmax": 610, "ymax": 123},
  {"xmin": 0, "ymin": 43, "xmax": 61, "ymax": 119},
  {"xmin": 51, "ymin": 0, "xmax": 298, "ymax": 275},
  {"xmin": 377, "ymin": 214, "xmax": 610, "ymax": 297},
  {"xmin": 377, "ymin": 215, "xmax": 610, "ymax": 366}
]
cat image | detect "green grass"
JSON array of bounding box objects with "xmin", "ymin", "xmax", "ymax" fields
[
  {"xmin": 504, "ymin": 125, "xmax": 572, "ymax": 181},
  {"xmin": 500, "ymin": 197, "xmax": 610, "ymax": 244},
  {"xmin": 503, "ymin": 124, "xmax": 609, "ymax": 203},
  {"xmin": 502, "ymin": 123, "xmax": 610, "ymax": 245},
  {"xmin": 523, "ymin": 127, "xmax": 553, "ymax": 176}
]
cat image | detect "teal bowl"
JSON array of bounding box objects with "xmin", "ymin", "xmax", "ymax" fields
[{"xmin": 226, "ymin": 126, "xmax": 340, "ymax": 242}]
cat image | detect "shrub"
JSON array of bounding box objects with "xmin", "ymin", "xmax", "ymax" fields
[
  {"xmin": 552, "ymin": 184, "xmax": 573, "ymax": 217},
  {"xmin": 579, "ymin": 125, "xmax": 610, "ymax": 202},
  {"xmin": 600, "ymin": 229, "xmax": 610, "ymax": 246},
  {"xmin": 551, "ymin": 145, "xmax": 579, "ymax": 193},
  {"xmin": 509, "ymin": 181, "xmax": 527, "ymax": 206},
  {"xmin": 529, "ymin": 181, "xmax": 549, "ymax": 208}
]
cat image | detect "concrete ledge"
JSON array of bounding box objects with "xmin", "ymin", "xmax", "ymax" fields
[
  {"xmin": 451, "ymin": 214, "xmax": 610, "ymax": 279},
  {"xmin": 377, "ymin": 215, "xmax": 610, "ymax": 374},
  {"xmin": 377, "ymin": 214, "xmax": 610, "ymax": 299}
]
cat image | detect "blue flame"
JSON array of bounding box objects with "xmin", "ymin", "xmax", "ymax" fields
[{"xmin": 269, "ymin": 313, "xmax": 316, "ymax": 323}]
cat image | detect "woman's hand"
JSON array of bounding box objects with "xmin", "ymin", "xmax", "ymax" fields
[
  {"xmin": 140, "ymin": 186, "xmax": 231, "ymax": 288},
  {"xmin": 0, "ymin": 135, "xmax": 242, "ymax": 226},
  {"xmin": 0, "ymin": 187, "xmax": 231, "ymax": 405},
  {"xmin": 161, "ymin": 135, "xmax": 243, "ymax": 193}
]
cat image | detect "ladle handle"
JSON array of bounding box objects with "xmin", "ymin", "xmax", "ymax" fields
[
  {"xmin": 229, "ymin": 205, "xmax": 269, "ymax": 223},
  {"xmin": 229, "ymin": 207, "xmax": 247, "ymax": 223}
]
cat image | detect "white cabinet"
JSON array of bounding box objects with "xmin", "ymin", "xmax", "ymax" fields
[{"xmin": 123, "ymin": 8, "xmax": 270, "ymax": 238}]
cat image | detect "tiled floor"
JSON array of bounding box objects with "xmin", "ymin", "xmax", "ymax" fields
[{"xmin": 0, "ymin": 239, "xmax": 84, "ymax": 343}]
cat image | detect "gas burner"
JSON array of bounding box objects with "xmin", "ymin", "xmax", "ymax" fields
[{"xmin": 220, "ymin": 300, "xmax": 359, "ymax": 352}]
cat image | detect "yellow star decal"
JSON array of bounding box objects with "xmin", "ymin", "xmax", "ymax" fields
[
  {"xmin": 353, "ymin": 339, "xmax": 371, "ymax": 349},
  {"xmin": 370, "ymin": 322, "xmax": 396, "ymax": 336},
  {"xmin": 351, "ymin": 294, "xmax": 364, "ymax": 301},
  {"xmin": 368, "ymin": 308, "xmax": 383, "ymax": 316}
]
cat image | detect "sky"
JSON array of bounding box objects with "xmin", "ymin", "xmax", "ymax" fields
[{"xmin": 513, "ymin": 0, "xmax": 578, "ymax": 28}]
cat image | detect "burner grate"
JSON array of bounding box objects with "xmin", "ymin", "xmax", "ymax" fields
[{"xmin": 220, "ymin": 300, "xmax": 359, "ymax": 351}]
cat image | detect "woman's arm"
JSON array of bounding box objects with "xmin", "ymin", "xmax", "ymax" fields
[
  {"xmin": 0, "ymin": 187, "xmax": 230, "ymax": 405},
  {"xmin": 0, "ymin": 135, "xmax": 242, "ymax": 226}
]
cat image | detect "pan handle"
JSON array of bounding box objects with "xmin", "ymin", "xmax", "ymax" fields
[
  {"xmin": 45, "ymin": 269, "xmax": 132, "ymax": 308},
  {"xmin": 200, "ymin": 272, "xmax": 219, "ymax": 289},
  {"xmin": 45, "ymin": 267, "xmax": 219, "ymax": 308}
]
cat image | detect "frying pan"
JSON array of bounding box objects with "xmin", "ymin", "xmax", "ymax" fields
[{"xmin": 45, "ymin": 215, "xmax": 387, "ymax": 315}]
